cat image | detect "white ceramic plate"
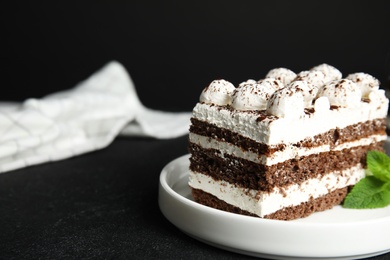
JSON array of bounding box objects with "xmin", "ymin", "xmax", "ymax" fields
[{"xmin": 158, "ymin": 142, "xmax": 390, "ymax": 259}]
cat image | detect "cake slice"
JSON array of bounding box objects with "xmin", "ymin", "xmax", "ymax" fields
[{"xmin": 188, "ymin": 64, "xmax": 388, "ymax": 220}]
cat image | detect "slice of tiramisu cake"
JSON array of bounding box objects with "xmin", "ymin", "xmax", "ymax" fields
[{"xmin": 188, "ymin": 64, "xmax": 388, "ymax": 220}]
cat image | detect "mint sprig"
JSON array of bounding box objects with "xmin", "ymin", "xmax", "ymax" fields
[
  {"xmin": 366, "ymin": 150, "xmax": 390, "ymax": 182},
  {"xmin": 343, "ymin": 151, "xmax": 390, "ymax": 209}
]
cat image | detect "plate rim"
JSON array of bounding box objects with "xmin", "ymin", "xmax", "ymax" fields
[
  {"xmin": 161, "ymin": 154, "xmax": 390, "ymax": 227},
  {"xmin": 159, "ymin": 154, "xmax": 390, "ymax": 258}
]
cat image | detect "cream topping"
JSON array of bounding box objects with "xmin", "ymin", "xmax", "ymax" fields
[
  {"xmin": 293, "ymin": 70, "xmax": 327, "ymax": 88},
  {"xmin": 231, "ymin": 80, "xmax": 279, "ymax": 111},
  {"xmin": 286, "ymin": 80, "xmax": 318, "ymax": 107},
  {"xmin": 199, "ymin": 79, "xmax": 235, "ymax": 106},
  {"xmin": 317, "ymin": 79, "xmax": 361, "ymax": 107},
  {"xmin": 265, "ymin": 68, "xmax": 296, "ymax": 86},
  {"xmin": 310, "ymin": 63, "xmax": 342, "ymax": 83},
  {"xmin": 196, "ymin": 65, "xmax": 388, "ymax": 121},
  {"xmin": 189, "ymin": 133, "xmax": 386, "ymax": 166},
  {"xmin": 257, "ymin": 78, "xmax": 284, "ymax": 91},
  {"xmin": 189, "ymin": 166, "xmax": 365, "ymax": 217},
  {"xmin": 314, "ymin": 96, "xmax": 331, "ymax": 113},
  {"xmin": 192, "ymin": 100, "xmax": 388, "ymax": 145},
  {"xmin": 238, "ymin": 79, "xmax": 257, "ymax": 87},
  {"xmin": 368, "ymin": 89, "xmax": 387, "ymax": 103},
  {"xmin": 266, "ymin": 87, "xmax": 304, "ymax": 119},
  {"xmin": 346, "ymin": 72, "xmax": 380, "ymax": 98}
]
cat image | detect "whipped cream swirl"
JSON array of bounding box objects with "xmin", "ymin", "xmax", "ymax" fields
[
  {"xmin": 198, "ymin": 64, "xmax": 384, "ymax": 116},
  {"xmin": 257, "ymin": 78, "xmax": 284, "ymax": 91},
  {"xmin": 232, "ymin": 81, "xmax": 277, "ymax": 110},
  {"xmin": 310, "ymin": 63, "xmax": 342, "ymax": 83},
  {"xmin": 317, "ymin": 79, "xmax": 361, "ymax": 107},
  {"xmin": 266, "ymin": 88, "xmax": 304, "ymax": 119},
  {"xmin": 314, "ymin": 96, "xmax": 331, "ymax": 113},
  {"xmin": 265, "ymin": 68, "xmax": 296, "ymax": 86},
  {"xmin": 199, "ymin": 79, "xmax": 236, "ymax": 105},
  {"xmin": 294, "ymin": 70, "xmax": 327, "ymax": 88},
  {"xmin": 238, "ymin": 79, "xmax": 257, "ymax": 87},
  {"xmin": 286, "ymin": 80, "xmax": 318, "ymax": 107},
  {"xmin": 346, "ymin": 72, "xmax": 380, "ymax": 98}
]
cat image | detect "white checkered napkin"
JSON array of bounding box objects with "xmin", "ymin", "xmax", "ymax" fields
[{"xmin": 0, "ymin": 61, "xmax": 191, "ymax": 173}]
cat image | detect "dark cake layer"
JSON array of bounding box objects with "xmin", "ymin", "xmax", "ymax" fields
[
  {"xmin": 192, "ymin": 187, "xmax": 349, "ymax": 221},
  {"xmin": 190, "ymin": 118, "xmax": 386, "ymax": 155},
  {"xmin": 189, "ymin": 142, "xmax": 384, "ymax": 191}
]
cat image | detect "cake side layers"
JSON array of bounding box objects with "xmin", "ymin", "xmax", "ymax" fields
[
  {"xmin": 191, "ymin": 187, "xmax": 348, "ymax": 221},
  {"xmin": 190, "ymin": 117, "xmax": 386, "ymax": 157},
  {"xmin": 189, "ymin": 141, "xmax": 384, "ymax": 191},
  {"xmin": 189, "ymin": 65, "xmax": 389, "ymax": 220},
  {"xmin": 189, "ymin": 132, "xmax": 386, "ymax": 166},
  {"xmin": 189, "ymin": 165, "xmax": 364, "ymax": 218},
  {"xmin": 192, "ymin": 101, "xmax": 388, "ymax": 145}
]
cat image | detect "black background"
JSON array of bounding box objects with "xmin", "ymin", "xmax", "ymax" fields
[
  {"xmin": 1, "ymin": 1, "xmax": 390, "ymax": 259},
  {"xmin": 1, "ymin": 1, "xmax": 390, "ymax": 111}
]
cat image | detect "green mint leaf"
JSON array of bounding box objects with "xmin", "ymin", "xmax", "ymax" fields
[
  {"xmin": 367, "ymin": 151, "xmax": 390, "ymax": 182},
  {"xmin": 343, "ymin": 176, "xmax": 390, "ymax": 209}
]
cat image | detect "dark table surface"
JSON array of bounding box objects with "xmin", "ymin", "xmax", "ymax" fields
[{"xmin": 1, "ymin": 134, "xmax": 389, "ymax": 260}]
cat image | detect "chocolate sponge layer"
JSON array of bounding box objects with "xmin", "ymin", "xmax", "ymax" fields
[{"xmin": 189, "ymin": 142, "xmax": 384, "ymax": 191}]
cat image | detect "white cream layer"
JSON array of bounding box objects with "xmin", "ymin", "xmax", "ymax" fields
[
  {"xmin": 189, "ymin": 166, "xmax": 365, "ymax": 217},
  {"xmin": 192, "ymin": 98, "xmax": 388, "ymax": 145},
  {"xmin": 189, "ymin": 133, "xmax": 387, "ymax": 166}
]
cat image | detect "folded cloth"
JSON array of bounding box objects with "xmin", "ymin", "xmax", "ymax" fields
[{"xmin": 0, "ymin": 61, "xmax": 192, "ymax": 173}]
